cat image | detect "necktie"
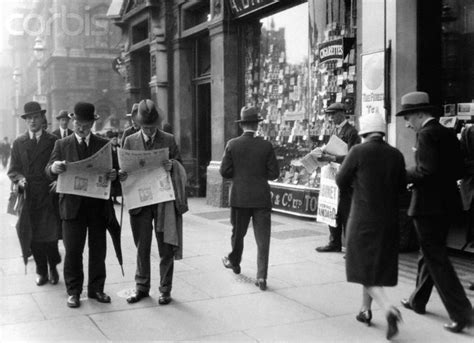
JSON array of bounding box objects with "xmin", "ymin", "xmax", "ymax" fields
[
  {"xmin": 146, "ymin": 137, "xmax": 153, "ymax": 150},
  {"xmin": 32, "ymin": 135, "xmax": 37, "ymax": 145},
  {"xmin": 79, "ymin": 137, "xmax": 87, "ymax": 158},
  {"xmin": 62, "ymin": 131, "xmax": 66, "ymax": 139}
]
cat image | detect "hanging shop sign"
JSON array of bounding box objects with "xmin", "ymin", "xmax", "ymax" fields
[
  {"xmin": 318, "ymin": 38, "xmax": 355, "ymax": 63},
  {"xmin": 229, "ymin": 0, "xmax": 280, "ymax": 18},
  {"xmin": 269, "ymin": 181, "xmax": 319, "ymax": 218},
  {"xmin": 361, "ymin": 50, "xmax": 385, "ymax": 117}
]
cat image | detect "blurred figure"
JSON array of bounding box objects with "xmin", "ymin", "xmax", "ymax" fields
[
  {"xmin": 220, "ymin": 106, "xmax": 279, "ymax": 291},
  {"xmin": 106, "ymin": 131, "xmax": 121, "ymax": 205},
  {"xmin": 336, "ymin": 113, "xmax": 405, "ymax": 340},
  {"xmin": 398, "ymin": 92, "xmax": 472, "ymax": 333},
  {"xmin": 315, "ymin": 102, "xmax": 360, "ymax": 253},
  {"xmin": 1, "ymin": 136, "xmax": 11, "ymax": 168},
  {"xmin": 8, "ymin": 101, "xmax": 61, "ymax": 287},
  {"xmin": 121, "ymin": 103, "xmax": 140, "ymax": 147},
  {"xmin": 52, "ymin": 110, "xmax": 73, "ymax": 139}
]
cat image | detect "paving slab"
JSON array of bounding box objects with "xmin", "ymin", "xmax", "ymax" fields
[{"xmin": 0, "ymin": 294, "xmax": 45, "ymax": 325}]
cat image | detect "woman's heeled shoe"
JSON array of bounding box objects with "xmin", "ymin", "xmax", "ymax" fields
[
  {"xmin": 386, "ymin": 307, "xmax": 402, "ymax": 340},
  {"xmin": 356, "ymin": 310, "xmax": 372, "ymax": 326}
]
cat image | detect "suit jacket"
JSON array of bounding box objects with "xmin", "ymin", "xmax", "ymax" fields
[
  {"xmin": 8, "ymin": 131, "xmax": 59, "ymax": 241},
  {"xmin": 121, "ymin": 126, "xmax": 139, "ymax": 148},
  {"xmin": 220, "ymin": 132, "xmax": 279, "ymax": 208},
  {"xmin": 333, "ymin": 122, "xmax": 360, "ymax": 163},
  {"xmin": 407, "ymin": 119, "xmax": 464, "ymax": 217},
  {"xmin": 52, "ymin": 128, "xmax": 73, "ymax": 139},
  {"xmin": 123, "ymin": 129, "xmax": 182, "ymax": 215},
  {"xmin": 46, "ymin": 133, "xmax": 110, "ymax": 220}
]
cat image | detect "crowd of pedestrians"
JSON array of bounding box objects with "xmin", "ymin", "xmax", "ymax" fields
[{"xmin": 3, "ymin": 92, "xmax": 473, "ymax": 340}]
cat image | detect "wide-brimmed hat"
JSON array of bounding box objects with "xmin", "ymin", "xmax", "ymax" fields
[
  {"xmin": 136, "ymin": 99, "xmax": 163, "ymax": 126},
  {"xmin": 325, "ymin": 102, "xmax": 346, "ymax": 114},
  {"xmin": 69, "ymin": 102, "xmax": 99, "ymax": 121},
  {"xmin": 235, "ymin": 106, "xmax": 263, "ymax": 123},
  {"xmin": 56, "ymin": 110, "xmax": 70, "ymax": 120},
  {"xmin": 358, "ymin": 113, "xmax": 386, "ymax": 136},
  {"xmin": 21, "ymin": 101, "xmax": 46, "ymax": 119},
  {"xmin": 126, "ymin": 103, "xmax": 139, "ymax": 117},
  {"xmin": 396, "ymin": 91, "xmax": 438, "ymax": 117}
]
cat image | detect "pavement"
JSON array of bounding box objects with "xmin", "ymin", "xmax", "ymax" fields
[{"xmin": 0, "ymin": 170, "xmax": 473, "ymax": 342}]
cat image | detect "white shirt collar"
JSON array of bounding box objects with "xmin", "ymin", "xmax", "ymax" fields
[
  {"xmin": 29, "ymin": 130, "xmax": 42, "ymax": 140},
  {"xmin": 141, "ymin": 130, "xmax": 156, "ymax": 142},
  {"xmin": 74, "ymin": 133, "xmax": 91, "ymax": 145},
  {"xmin": 60, "ymin": 127, "xmax": 67, "ymax": 136},
  {"xmin": 422, "ymin": 117, "xmax": 436, "ymax": 128}
]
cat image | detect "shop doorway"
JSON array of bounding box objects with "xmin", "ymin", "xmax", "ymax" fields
[{"xmin": 194, "ymin": 80, "xmax": 211, "ymax": 197}]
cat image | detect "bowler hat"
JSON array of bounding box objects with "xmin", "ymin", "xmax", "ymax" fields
[
  {"xmin": 56, "ymin": 110, "xmax": 70, "ymax": 120},
  {"xmin": 69, "ymin": 102, "xmax": 99, "ymax": 121},
  {"xmin": 136, "ymin": 99, "xmax": 163, "ymax": 126},
  {"xmin": 21, "ymin": 101, "xmax": 46, "ymax": 119},
  {"xmin": 325, "ymin": 102, "xmax": 346, "ymax": 114},
  {"xmin": 358, "ymin": 113, "xmax": 386, "ymax": 136},
  {"xmin": 396, "ymin": 91, "xmax": 438, "ymax": 117},
  {"xmin": 235, "ymin": 106, "xmax": 263, "ymax": 123},
  {"xmin": 126, "ymin": 103, "xmax": 139, "ymax": 117}
]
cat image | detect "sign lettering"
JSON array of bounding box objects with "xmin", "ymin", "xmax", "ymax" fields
[{"xmin": 229, "ymin": 0, "xmax": 280, "ymax": 18}]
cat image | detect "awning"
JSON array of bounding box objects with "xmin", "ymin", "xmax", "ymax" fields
[{"xmin": 106, "ymin": 0, "xmax": 125, "ymax": 18}]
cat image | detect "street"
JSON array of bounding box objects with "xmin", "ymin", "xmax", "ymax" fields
[{"xmin": 0, "ymin": 170, "xmax": 473, "ymax": 342}]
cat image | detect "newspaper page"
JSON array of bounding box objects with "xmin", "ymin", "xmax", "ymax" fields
[
  {"xmin": 56, "ymin": 142, "xmax": 112, "ymax": 200},
  {"xmin": 316, "ymin": 163, "xmax": 340, "ymax": 226},
  {"xmin": 300, "ymin": 148, "xmax": 326, "ymax": 173},
  {"xmin": 118, "ymin": 147, "xmax": 175, "ymax": 210},
  {"xmin": 323, "ymin": 135, "xmax": 348, "ymax": 156}
]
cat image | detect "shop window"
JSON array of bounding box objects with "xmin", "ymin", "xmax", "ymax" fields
[
  {"xmin": 182, "ymin": 0, "xmax": 210, "ymax": 31},
  {"xmin": 244, "ymin": 0, "xmax": 357, "ymax": 193},
  {"xmin": 132, "ymin": 20, "xmax": 149, "ymax": 45}
]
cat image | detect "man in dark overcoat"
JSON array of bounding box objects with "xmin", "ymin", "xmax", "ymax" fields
[
  {"xmin": 8, "ymin": 101, "xmax": 61, "ymax": 286},
  {"xmin": 46, "ymin": 102, "xmax": 118, "ymax": 308},
  {"xmin": 220, "ymin": 106, "xmax": 279, "ymax": 291},
  {"xmin": 120, "ymin": 99, "xmax": 182, "ymax": 305},
  {"xmin": 315, "ymin": 102, "xmax": 360, "ymax": 253},
  {"xmin": 121, "ymin": 103, "xmax": 140, "ymax": 147},
  {"xmin": 398, "ymin": 91, "xmax": 472, "ymax": 333},
  {"xmin": 52, "ymin": 110, "xmax": 73, "ymax": 139}
]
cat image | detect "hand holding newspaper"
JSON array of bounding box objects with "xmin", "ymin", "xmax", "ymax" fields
[
  {"xmin": 118, "ymin": 147, "xmax": 175, "ymax": 210},
  {"xmin": 300, "ymin": 135, "xmax": 348, "ymax": 173}
]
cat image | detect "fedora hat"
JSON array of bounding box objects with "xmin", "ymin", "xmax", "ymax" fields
[
  {"xmin": 396, "ymin": 91, "xmax": 438, "ymax": 117},
  {"xmin": 136, "ymin": 99, "xmax": 163, "ymax": 126},
  {"xmin": 358, "ymin": 113, "xmax": 386, "ymax": 136},
  {"xmin": 126, "ymin": 103, "xmax": 139, "ymax": 117},
  {"xmin": 69, "ymin": 102, "xmax": 99, "ymax": 121},
  {"xmin": 325, "ymin": 102, "xmax": 346, "ymax": 114},
  {"xmin": 235, "ymin": 106, "xmax": 263, "ymax": 123},
  {"xmin": 56, "ymin": 109, "xmax": 70, "ymax": 120},
  {"xmin": 21, "ymin": 101, "xmax": 46, "ymax": 119}
]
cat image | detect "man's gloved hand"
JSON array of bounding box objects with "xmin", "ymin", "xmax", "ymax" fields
[{"xmin": 51, "ymin": 161, "xmax": 67, "ymax": 174}]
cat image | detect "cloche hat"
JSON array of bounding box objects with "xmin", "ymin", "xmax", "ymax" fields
[
  {"xmin": 358, "ymin": 113, "xmax": 386, "ymax": 136},
  {"xmin": 235, "ymin": 106, "xmax": 263, "ymax": 123},
  {"xmin": 396, "ymin": 91, "xmax": 438, "ymax": 117},
  {"xmin": 21, "ymin": 101, "xmax": 46, "ymax": 119}
]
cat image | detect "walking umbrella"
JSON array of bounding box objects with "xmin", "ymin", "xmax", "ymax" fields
[
  {"xmin": 105, "ymin": 199, "xmax": 124, "ymax": 276},
  {"xmin": 14, "ymin": 188, "xmax": 32, "ymax": 274}
]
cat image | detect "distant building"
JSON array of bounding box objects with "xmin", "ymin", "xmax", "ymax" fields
[{"xmin": 8, "ymin": 0, "xmax": 127, "ymax": 134}]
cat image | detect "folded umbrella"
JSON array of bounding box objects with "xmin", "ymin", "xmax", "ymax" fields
[
  {"xmin": 105, "ymin": 199, "xmax": 124, "ymax": 276},
  {"xmin": 14, "ymin": 188, "xmax": 31, "ymax": 274}
]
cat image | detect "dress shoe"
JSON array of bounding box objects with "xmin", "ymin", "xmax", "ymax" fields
[
  {"xmin": 356, "ymin": 309, "xmax": 372, "ymax": 326},
  {"xmin": 126, "ymin": 290, "xmax": 149, "ymax": 304},
  {"xmin": 400, "ymin": 298, "xmax": 425, "ymax": 314},
  {"xmin": 386, "ymin": 306, "xmax": 402, "ymax": 340},
  {"xmin": 468, "ymin": 282, "xmax": 474, "ymax": 291},
  {"xmin": 315, "ymin": 244, "xmax": 341, "ymax": 253},
  {"xmin": 67, "ymin": 295, "xmax": 80, "ymax": 308},
  {"xmin": 49, "ymin": 266, "xmax": 59, "ymax": 285},
  {"xmin": 35, "ymin": 274, "xmax": 48, "ymax": 286},
  {"xmin": 222, "ymin": 256, "xmax": 241, "ymax": 274},
  {"xmin": 444, "ymin": 320, "xmax": 468, "ymax": 333},
  {"xmin": 88, "ymin": 291, "xmax": 111, "ymax": 303},
  {"xmin": 158, "ymin": 293, "xmax": 172, "ymax": 305},
  {"xmin": 255, "ymin": 278, "xmax": 267, "ymax": 291}
]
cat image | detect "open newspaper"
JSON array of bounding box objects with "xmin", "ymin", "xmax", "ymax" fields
[
  {"xmin": 118, "ymin": 147, "xmax": 175, "ymax": 210},
  {"xmin": 56, "ymin": 142, "xmax": 112, "ymax": 200},
  {"xmin": 300, "ymin": 135, "xmax": 348, "ymax": 173}
]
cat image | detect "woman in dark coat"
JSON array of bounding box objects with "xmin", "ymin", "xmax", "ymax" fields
[{"xmin": 336, "ymin": 114, "xmax": 406, "ymax": 340}]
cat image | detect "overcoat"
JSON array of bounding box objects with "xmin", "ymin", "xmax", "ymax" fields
[
  {"xmin": 336, "ymin": 136, "xmax": 406, "ymax": 286},
  {"xmin": 8, "ymin": 131, "xmax": 59, "ymax": 242},
  {"xmin": 45, "ymin": 133, "xmax": 110, "ymax": 220},
  {"xmin": 220, "ymin": 132, "xmax": 279, "ymax": 208}
]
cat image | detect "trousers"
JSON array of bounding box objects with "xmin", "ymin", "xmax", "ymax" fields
[
  {"xmin": 31, "ymin": 241, "xmax": 61, "ymax": 276},
  {"xmin": 228, "ymin": 207, "xmax": 271, "ymax": 279}
]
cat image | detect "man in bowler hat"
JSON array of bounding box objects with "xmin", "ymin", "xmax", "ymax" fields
[
  {"xmin": 46, "ymin": 102, "xmax": 118, "ymax": 308},
  {"xmin": 52, "ymin": 110, "xmax": 73, "ymax": 139},
  {"xmin": 119, "ymin": 99, "xmax": 182, "ymax": 305},
  {"xmin": 220, "ymin": 106, "xmax": 279, "ymax": 290},
  {"xmin": 8, "ymin": 101, "xmax": 61, "ymax": 286},
  {"xmin": 315, "ymin": 102, "xmax": 360, "ymax": 253},
  {"xmin": 398, "ymin": 91, "xmax": 472, "ymax": 333},
  {"xmin": 121, "ymin": 103, "xmax": 140, "ymax": 147}
]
